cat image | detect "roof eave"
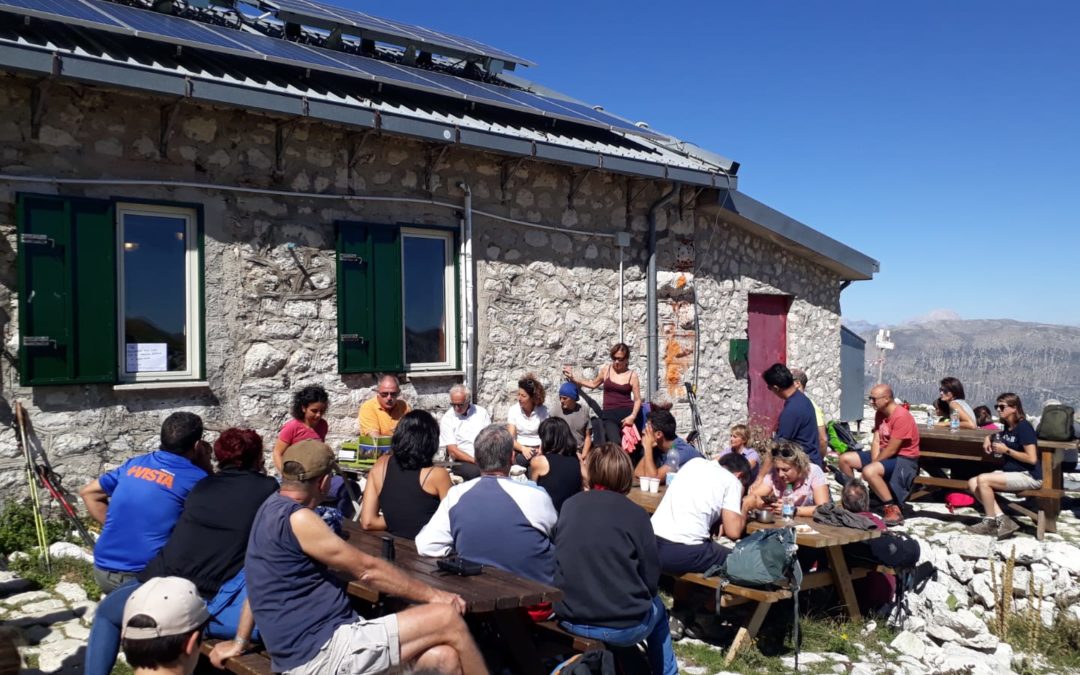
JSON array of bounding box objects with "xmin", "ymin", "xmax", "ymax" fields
[{"xmin": 698, "ymin": 188, "xmax": 879, "ymax": 281}]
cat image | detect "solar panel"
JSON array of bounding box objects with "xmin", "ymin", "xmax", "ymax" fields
[
  {"xmin": 0, "ymin": 0, "xmax": 663, "ymax": 139},
  {"xmin": 260, "ymin": 0, "xmax": 534, "ymax": 67},
  {"xmin": 0, "ymin": 0, "xmax": 126, "ymax": 28}
]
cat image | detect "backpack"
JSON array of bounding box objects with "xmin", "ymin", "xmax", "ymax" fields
[
  {"xmin": 715, "ymin": 527, "xmax": 796, "ymax": 588},
  {"xmin": 551, "ymin": 650, "xmax": 616, "ymax": 675},
  {"xmin": 1036, "ymin": 404, "xmax": 1076, "ymax": 442},
  {"xmin": 827, "ymin": 421, "xmax": 862, "ymax": 454}
]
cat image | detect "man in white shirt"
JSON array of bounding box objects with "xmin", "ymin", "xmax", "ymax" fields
[
  {"xmin": 439, "ymin": 384, "xmax": 491, "ymax": 481},
  {"xmin": 650, "ymin": 454, "xmax": 750, "ymax": 575}
]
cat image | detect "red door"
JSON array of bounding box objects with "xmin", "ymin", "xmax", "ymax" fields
[{"xmin": 747, "ymin": 294, "xmax": 791, "ymax": 435}]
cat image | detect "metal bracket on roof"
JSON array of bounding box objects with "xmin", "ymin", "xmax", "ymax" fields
[
  {"xmin": 425, "ymin": 144, "xmax": 450, "ymax": 197},
  {"xmin": 274, "ymin": 119, "xmax": 301, "ymax": 179},
  {"xmin": 500, "ymin": 156, "xmax": 529, "ymax": 203},
  {"xmin": 30, "ymin": 76, "xmax": 54, "ymax": 141},
  {"xmin": 567, "ymin": 168, "xmax": 597, "ymax": 210},
  {"xmin": 324, "ymin": 27, "xmax": 343, "ymax": 51},
  {"xmin": 159, "ymin": 100, "xmax": 183, "ymax": 158}
]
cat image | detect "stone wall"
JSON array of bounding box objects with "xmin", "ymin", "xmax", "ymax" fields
[{"xmin": 0, "ymin": 71, "xmax": 843, "ymax": 500}]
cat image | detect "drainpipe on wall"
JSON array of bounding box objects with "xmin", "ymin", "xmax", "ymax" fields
[
  {"xmin": 461, "ymin": 183, "xmax": 478, "ymax": 396},
  {"xmin": 646, "ymin": 183, "xmax": 679, "ymax": 399}
]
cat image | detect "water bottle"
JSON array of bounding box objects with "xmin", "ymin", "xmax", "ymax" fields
[
  {"xmin": 950, "ymin": 410, "xmax": 960, "ymax": 433},
  {"xmin": 663, "ymin": 449, "xmax": 680, "ymax": 486},
  {"xmin": 926, "ymin": 410, "xmax": 935, "ymax": 429},
  {"xmin": 781, "ymin": 483, "xmax": 795, "ymax": 522}
]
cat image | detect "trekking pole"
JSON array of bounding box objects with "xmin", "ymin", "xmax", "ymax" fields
[
  {"xmin": 35, "ymin": 465, "xmax": 95, "ymax": 549},
  {"xmin": 15, "ymin": 402, "xmax": 50, "ymax": 569},
  {"xmin": 684, "ymin": 382, "xmax": 711, "ymax": 454}
]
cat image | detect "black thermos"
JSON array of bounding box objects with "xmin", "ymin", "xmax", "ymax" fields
[{"xmin": 381, "ymin": 535, "xmax": 395, "ymax": 561}]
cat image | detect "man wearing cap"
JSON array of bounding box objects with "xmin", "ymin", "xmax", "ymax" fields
[
  {"xmin": 119, "ymin": 576, "xmax": 209, "ymax": 675},
  {"xmin": 80, "ymin": 412, "xmax": 208, "ymax": 593},
  {"xmin": 551, "ymin": 381, "xmax": 592, "ymax": 456},
  {"xmin": 243, "ymin": 440, "xmax": 486, "ymax": 674},
  {"xmin": 439, "ymin": 384, "xmax": 491, "ymax": 481},
  {"xmin": 359, "ymin": 374, "xmax": 411, "ymax": 436}
]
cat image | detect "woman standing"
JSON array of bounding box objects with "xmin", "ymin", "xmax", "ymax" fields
[
  {"xmin": 527, "ymin": 417, "xmax": 583, "ymax": 512},
  {"xmin": 272, "ymin": 385, "xmax": 329, "ymax": 472},
  {"xmin": 745, "ymin": 441, "xmax": 830, "ymax": 517},
  {"xmin": 554, "ymin": 443, "xmax": 677, "ymax": 675},
  {"xmin": 361, "ymin": 410, "xmax": 451, "ymax": 539},
  {"xmin": 507, "ymin": 374, "xmax": 549, "ymax": 459},
  {"xmin": 935, "ymin": 377, "xmax": 977, "ymax": 429},
  {"xmin": 968, "ymin": 393, "xmax": 1039, "ymax": 539},
  {"xmin": 563, "ymin": 342, "xmax": 642, "ymax": 447}
]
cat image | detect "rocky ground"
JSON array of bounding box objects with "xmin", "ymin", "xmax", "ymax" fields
[{"xmin": 1, "ymin": 548, "xmax": 97, "ymax": 674}]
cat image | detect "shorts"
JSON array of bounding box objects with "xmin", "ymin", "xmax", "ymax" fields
[
  {"xmin": 856, "ymin": 451, "xmax": 900, "ymax": 481},
  {"xmin": 995, "ymin": 471, "xmax": 1042, "ymax": 491},
  {"xmin": 656, "ymin": 537, "xmax": 731, "ymax": 575},
  {"xmin": 285, "ymin": 615, "xmax": 400, "ymax": 675}
]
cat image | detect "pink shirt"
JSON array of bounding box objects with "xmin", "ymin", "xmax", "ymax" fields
[
  {"xmin": 278, "ymin": 418, "xmax": 328, "ymax": 445},
  {"xmin": 874, "ymin": 406, "xmax": 920, "ymax": 459},
  {"xmin": 762, "ymin": 463, "xmax": 827, "ymax": 507}
]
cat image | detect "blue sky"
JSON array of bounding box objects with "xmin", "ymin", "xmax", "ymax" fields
[{"xmin": 346, "ymin": 1, "xmax": 1079, "ymax": 326}]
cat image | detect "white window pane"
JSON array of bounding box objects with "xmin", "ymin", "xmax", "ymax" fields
[
  {"xmin": 122, "ymin": 214, "xmax": 188, "ymax": 372},
  {"xmin": 403, "ymin": 236, "xmax": 447, "ymax": 364}
]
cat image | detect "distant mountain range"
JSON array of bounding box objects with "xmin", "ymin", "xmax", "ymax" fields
[{"xmin": 845, "ymin": 316, "xmax": 1080, "ymax": 410}]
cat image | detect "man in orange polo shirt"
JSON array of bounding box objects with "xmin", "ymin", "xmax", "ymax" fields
[{"xmin": 358, "ymin": 375, "xmax": 410, "ymax": 436}]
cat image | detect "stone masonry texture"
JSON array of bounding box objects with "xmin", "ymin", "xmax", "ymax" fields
[{"xmin": 0, "ymin": 72, "xmax": 843, "ymax": 500}]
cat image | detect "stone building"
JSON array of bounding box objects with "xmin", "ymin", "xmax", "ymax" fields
[{"xmin": 0, "ymin": 1, "xmax": 877, "ymax": 497}]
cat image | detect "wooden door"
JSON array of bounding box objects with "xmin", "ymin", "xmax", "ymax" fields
[{"xmin": 747, "ymin": 294, "xmax": 791, "ymax": 434}]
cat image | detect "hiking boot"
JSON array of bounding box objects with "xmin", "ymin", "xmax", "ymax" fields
[
  {"xmin": 969, "ymin": 518, "xmax": 999, "ymax": 536},
  {"xmin": 883, "ymin": 503, "xmax": 905, "ymax": 527},
  {"xmin": 996, "ymin": 515, "xmax": 1020, "ymax": 539}
]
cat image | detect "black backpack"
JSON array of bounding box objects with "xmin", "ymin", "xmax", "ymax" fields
[
  {"xmin": 1036, "ymin": 404, "xmax": 1076, "ymax": 442},
  {"xmin": 827, "ymin": 420, "xmax": 863, "ymax": 453}
]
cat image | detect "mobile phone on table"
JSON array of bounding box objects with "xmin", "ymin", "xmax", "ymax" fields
[{"xmin": 437, "ymin": 556, "xmax": 483, "ymax": 576}]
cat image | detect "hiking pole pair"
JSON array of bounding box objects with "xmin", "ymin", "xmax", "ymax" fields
[{"xmin": 15, "ymin": 402, "xmax": 50, "ymax": 569}]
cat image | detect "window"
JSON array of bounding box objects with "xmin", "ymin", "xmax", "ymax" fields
[
  {"xmin": 336, "ymin": 222, "xmax": 458, "ymax": 373},
  {"xmin": 16, "ymin": 194, "xmax": 203, "ymax": 387},
  {"xmin": 117, "ymin": 204, "xmax": 201, "ymax": 382}
]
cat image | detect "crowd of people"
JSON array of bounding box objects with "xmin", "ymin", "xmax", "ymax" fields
[{"xmin": 76, "ymin": 342, "xmax": 1050, "ymax": 674}]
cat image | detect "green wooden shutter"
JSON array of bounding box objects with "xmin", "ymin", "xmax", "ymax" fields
[
  {"xmin": 17, "ymin": 195, "xmax": 117, "ymax": 385},
  {"xmin": 336, "ymin": 222, "xmax": 404, "ymax": 373}
]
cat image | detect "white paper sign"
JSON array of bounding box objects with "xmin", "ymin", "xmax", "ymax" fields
[{"xmin": 126, "ymin": 343, "xmax": 168, "ymax": 372}]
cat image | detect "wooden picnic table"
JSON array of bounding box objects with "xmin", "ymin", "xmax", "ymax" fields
[
  {"xmin": 913, "ymin": 427, "xmax": 1078, "ymax": 539},
  {"xmin": 627, "ymin": 482, "xmax": 666, "ymax": 513},
  {"xmin": 340, "ymin": 521, "xmax": 562, "ymax": 675}
]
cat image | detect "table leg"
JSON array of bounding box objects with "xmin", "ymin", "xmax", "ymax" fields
[
  {"xmin": 491, "ymin": 608, "xmax": 545, "ymax": 675},
  {"xmin": 725, "ymin": 601, "xmax": 770, "ymax": 665},
  {"xmin": 825, "ymin": 545, "xmax": 862, "ymax": 622},
  {"xmin": 1039, "ymin": 447, "xmax": 1061, "ymax": 535}
]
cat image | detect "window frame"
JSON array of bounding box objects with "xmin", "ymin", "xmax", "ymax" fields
[
  {"xmin": 399, "ymin": 227, "xmax": 459, "ymax": 373},
  {"xmin": 115, "ymin": 202, "xmax": 204, "ymax": 383}
]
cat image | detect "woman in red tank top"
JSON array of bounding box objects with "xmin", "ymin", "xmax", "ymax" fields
[{"xmin": 563, "ymin": 343, "xmax": 641, "ymax": 449}]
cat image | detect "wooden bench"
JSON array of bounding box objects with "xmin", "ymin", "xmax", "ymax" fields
[
  {"xmin": 200, "ymin": 640, "xmax": 271, "ymax": 675},
  {"xmin": 534, "ymin": 620, "xmax": 606, "ymax": 653},
  {"xmin": 913, "ymin": 428, "xmax": 1078, "ymax": 539}
]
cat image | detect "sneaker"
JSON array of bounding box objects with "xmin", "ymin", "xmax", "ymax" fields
[
  {"xmin": 996, "ymin": 516, "xmax": 1020, "ymax": 539},
  {"xmin": 668, "ymin": 613, "xmax": 685, "ymax": 641},
  {"xmin": 883, "ymin": 503, "xmax": 905, "ymax": 527},
  {"xmin": 969, "ymin": 518, "xmax": 999, "ymax": 536}
]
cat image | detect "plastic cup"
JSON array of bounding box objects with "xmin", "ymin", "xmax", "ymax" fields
[{"xmin": 647, "ymin": 477, "xmax": 660, "ymax": 493}]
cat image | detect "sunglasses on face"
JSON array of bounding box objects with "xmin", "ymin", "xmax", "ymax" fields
[
  {"xmin": 378, "ymin": 391, "xmax": 400, "ymax": 398},
  {"xmin": 612, "ymin": 355, "xmax": 628, "ymax": 362},
  {"xmin": 995, "ymin": 404, "xmax": 1009, "ymax": 411},
  {"xmin": 452, "ymin": 401, "xmax": 470, "ymax": 409}
]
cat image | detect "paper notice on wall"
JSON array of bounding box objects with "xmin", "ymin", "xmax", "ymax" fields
[{"xmin": 126, "ymin": 343, "xmax": 168, "ymax": 372}]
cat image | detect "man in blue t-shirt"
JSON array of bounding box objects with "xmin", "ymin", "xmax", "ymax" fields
[
  {"xmin": 764, "ymin": 363, "xmax": 823, "ymax": 467},
  {"xmin": 635, "ymin": 409, "xmax": 703, "ymax": 482},
  {"xmin": 81, "ymin": 412, "xmax": 208, "ymax": 594}
]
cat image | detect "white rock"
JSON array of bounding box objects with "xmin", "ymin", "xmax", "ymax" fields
[
  {"xmin": 946, "ymin": 553, "xmax": 974, "ymax": 581},
  {"xmin": 682, "ymin": 667, "xmax": 706, "ymax": 675},
  {"xmin": 36, "ymin": 637, "xmax": 84, "ymax": 672},
  {"xmin": 21, "ymin": 598, "xmax": 67, "ymax": 614},
  {"xmin": 951, "ymin": 534, "xmax": 995, "ymax": 559},
  {"xmin": 57, "ymin": 619, "xmax": 90, "ymax": 641},
  {"xmin": 993, "ymin": 642, "xmax": 1014, "ymax": 671},
  {"xmin": 938, "ymin": 643, "xmax": 1013, "ymax": 675},
  {"xmin": 2, "ymin": 590, "xmax": 52, "ymax": 606},
  {"xmin": 995, "ymin": 537, "xmax": 1043, "ymax": 565},
  {"xmin": 243, "ymin": 343, "xmax": 288, "ymax": 377},
  {"xmin": 820, "ymin": 652, "xmax": 851, "ymax": 664},
  {"xmin": 1043, "ymin": 541, "xmax": 1080, "ymax": 574},
  {"xmin": 48, "ymin": 542, "xmax": 93, "ymax": 564},
  {"xmin": 890, "ymin": 630, "xmax": 928, "ymax": 661},
  {"xmin": 781, "ymin": 653, "xmax": 826, "ymax": 668},
  {"xmin": 940, "ymin": 608, "xmax": 988, "ymax": 638},
  {"xmin": 53, "ymin": 582, "xmax": 87, "ymax": 604},
  {"xmin": 970, "ymin": 572, "xmax": 996, "ymax": 608}
]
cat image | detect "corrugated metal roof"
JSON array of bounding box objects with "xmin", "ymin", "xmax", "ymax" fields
[{"xmin": 0, "ymin": 13, "xmax": 737, "ymax": 184}]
